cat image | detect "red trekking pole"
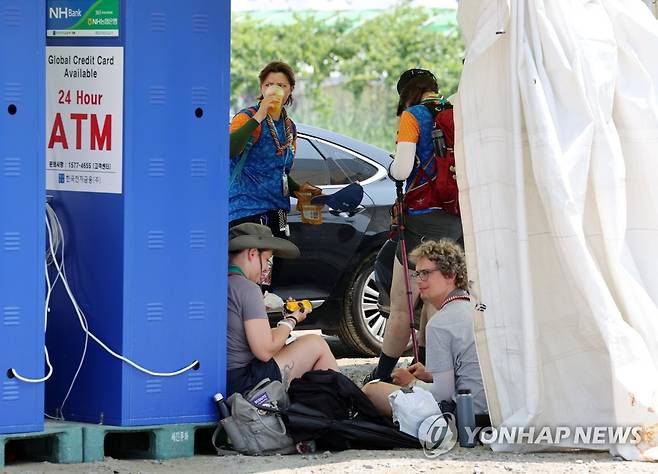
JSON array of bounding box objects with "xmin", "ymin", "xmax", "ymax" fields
[{"xmin": 394, "ymin": 180, "xmax": 419, "ymax": 362}]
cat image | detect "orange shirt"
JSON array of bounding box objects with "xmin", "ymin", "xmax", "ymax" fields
[
  {"xmin": 396, "ymin": 111, "xmax": 421, "ymax": 144},
  {"xmin": 230, "ymin": 111, "xmax": 297, "ymax": 152}
]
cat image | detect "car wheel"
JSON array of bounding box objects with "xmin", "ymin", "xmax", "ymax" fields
[{"xmin": 338, "ymin": 252, "xmax": 388, "ymax": 357}]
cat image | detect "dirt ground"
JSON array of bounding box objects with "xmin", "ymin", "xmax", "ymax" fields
[{"xmin": 3, "ymin": 336, "xmax": 658, "ymax": 474}]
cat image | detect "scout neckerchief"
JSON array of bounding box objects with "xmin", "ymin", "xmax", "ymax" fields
[
  {"xmin": 264, "ymin": 107, "xmax": 294, "ymax": 198},
  {"xmin": 264, "ymin": 107, "xmax": 294, "ymax": 156},
  {"xmin": 228, "ymin": 265, "xmax": 246, "ymax": 277}
]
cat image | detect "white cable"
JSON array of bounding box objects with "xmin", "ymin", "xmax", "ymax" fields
[
  {"xmin": 45, "ymin": 209, "xmax": 199, "ymax": 377},
  {"xmin": 45, "ymin": 202, "xmax": 61, "ymax": 266},
  {"xmin": 9, "ymin": 346, "xmax": 53, "ymax": 383},
  {"xmin": 53, "ymin": 209, "xmax": 88, "ymax": 418},
  {"xmin": 8, "ymin": 220, "xmax": 56, "ymax": 383}
]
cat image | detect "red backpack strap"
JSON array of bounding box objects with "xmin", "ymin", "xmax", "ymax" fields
[
  {"xmin": 434, "ymin": 108, "xmax": 454, "ymax": 149},
  {"xmin": 407, "ymin": 153, "xmax": 436, "ymax": 192}
]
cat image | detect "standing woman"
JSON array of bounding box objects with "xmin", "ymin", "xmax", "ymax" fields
[
  {"xmin": 370, "ymin": 69, "xmax": 463, "ymax": 381},
  {"xmin": 229, "ymin": 61, "xmax": 319, "ymax": 239}
]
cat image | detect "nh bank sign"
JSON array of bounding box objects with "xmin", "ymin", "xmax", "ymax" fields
[
  {"xmin": 48, "ymin": 7, "xmax": 83, "ymax": 19},
  {"xmin": 46, "ymin": 0, "xmax": 119, "ymax": 38}
]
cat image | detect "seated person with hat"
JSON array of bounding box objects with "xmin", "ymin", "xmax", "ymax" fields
[{"xmin": 227, "ymin": 223, "xmax": 339, "ymax": 396}]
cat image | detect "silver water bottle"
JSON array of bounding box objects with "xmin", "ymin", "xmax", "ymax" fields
[
  {"xmin": 456, "ymin": 389, "xmax": 476, "ymax": 448},
  {"xmin": 213, "ymin": 393, "xmax": 230, "ymax": 421}
]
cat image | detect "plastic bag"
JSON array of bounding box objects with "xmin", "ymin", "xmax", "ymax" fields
[
  {"xmin": 388, "ymin": 386, "xmax": 442, "ymax": 437},
  {"xmin": 263, "ymin": 291, "xmax": 284, "ymax": 313}
]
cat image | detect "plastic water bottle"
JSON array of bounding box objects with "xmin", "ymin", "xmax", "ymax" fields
[
  {"xmin": 213, "ymin": 393, "xmax": 230, "ymax": 421},
  {"xmin": 432, "ymin": 127, "xmax": 447, "ymax": 157},
  {"xmin": 456, "ymin": 389, "xmax": 476, "ymax": 448}
]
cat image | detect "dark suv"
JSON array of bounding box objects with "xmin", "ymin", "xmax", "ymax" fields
[{"xmin": 271, "ymin": 124, "xmax": 396, "ymax": 356}]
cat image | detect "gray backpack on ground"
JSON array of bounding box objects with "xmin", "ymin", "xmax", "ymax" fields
[{"xmin": 215, "ymin": 378, "xmax": 296, "ymax": 455}]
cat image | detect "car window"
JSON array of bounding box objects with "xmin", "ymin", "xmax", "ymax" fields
[
  {"xmin": 313, "ymin": 141, "xmax": 378, "ymax": 185},
  {"xmin": 291, "ymin": 138, "xmax": 331, "ymax": 186}
]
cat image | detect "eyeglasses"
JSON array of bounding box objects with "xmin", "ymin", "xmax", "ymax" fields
[{"xmin": 411, "ymin": 268, "xmax": 441, "ymax": 281}]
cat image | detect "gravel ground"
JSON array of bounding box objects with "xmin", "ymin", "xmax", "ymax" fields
[{"xmin": 3, "ymin": 336, "xmax": 657, "ymax": 474}]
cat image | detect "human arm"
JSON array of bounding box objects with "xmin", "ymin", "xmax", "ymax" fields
[
  {"xmin": 388, "ymin": 111, "xmax": 419, "ymax": 181},
  {"xmin": 390, "ymin": 365, "xmax": 455, "ymax": 403},
  {"xmin": 229, "ymin": 96, "xmax": 282, "ymax": 157},
  {"xmin": 412, "ymin": 370, "xmax": 455, "ymax": 403},
  {"xmin": 229, "ymin": 113, "xmax": 259, "ymax": 157},
  {"xmin": 244, "ymin": 318, "xmax": 294, "ymax": 362},
  {"xmin": 244, "ymin": 307, "xmax": 308, "ymax": 362},
  {"xmin": 288, "ymin": 175, "xmax": 300, "ymax": 195}
]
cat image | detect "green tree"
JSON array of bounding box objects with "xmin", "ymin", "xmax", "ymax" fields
[
  {"xmin": 230, "ymin": 5, "xmax": 464, "ymax": 150},
  {"xmin": 231, "ymin": 13, "xmax": 351, "ymax": 121}
]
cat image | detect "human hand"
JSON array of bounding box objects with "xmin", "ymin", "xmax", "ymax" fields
[
  {"xmin": 391, "ymin": 367, "xmax": 416, "ymax": 387},
  {"xmin": 253, "ymin": 95, "xmax": 280, "ymax": 122},
  {"xmin": 299, "ymin": 182, "xmax": 322, "ymax": 197},
  {"xmin": 407, "ymin": 362, "xmax": 433, "ymax": 383},
  {"xmin": 285, "ymin": 298, "xmax": 311, "ymax": 324}
]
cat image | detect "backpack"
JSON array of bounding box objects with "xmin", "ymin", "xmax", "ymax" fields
[
  {"xmin": 404, "ymin": 104, "xmax": 460, "ymax": 216},
  {"xmin": 281, "ymin": 370, "xmax": 421, "ymax": 451},
  {"xmin": 217, "ymin": 378, "xmax": 297, "ymax": 455}
]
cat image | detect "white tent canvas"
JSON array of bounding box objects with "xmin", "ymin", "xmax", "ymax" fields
[{"xmin": 454, "ymin": 0, "xmax": 658, "ymax": 461}]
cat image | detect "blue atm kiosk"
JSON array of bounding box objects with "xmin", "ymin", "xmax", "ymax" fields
[
  {"xmin": 45, "ymin": 0, "xmax": 229, "ymax": 425},
  {"xmin": 0, "ymin": 0, "xmax": 46, "ymax": 434}
]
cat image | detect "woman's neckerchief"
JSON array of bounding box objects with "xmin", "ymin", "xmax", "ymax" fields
[{"xmin": 264, "ymin": 107, "xmax": 294, "ymax": 156}]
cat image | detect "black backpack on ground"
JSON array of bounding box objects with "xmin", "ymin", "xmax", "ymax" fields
[{"xmin": 281, "ymin": 370, "xmax": 421, "ymax": 451}]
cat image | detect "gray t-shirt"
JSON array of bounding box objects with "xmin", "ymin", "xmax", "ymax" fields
[
  {"xmin": 425, "ymin": 294, "xmax": 488, "ymax": 414},
  {"xmin": 227, "ymin": 274, "xmax": 268, "ymax": 370}
]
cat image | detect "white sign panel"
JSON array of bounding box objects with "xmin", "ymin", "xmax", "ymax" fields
[{"xmin": 46, "ymin": 46, "xmax": 123, "ymax": 193}]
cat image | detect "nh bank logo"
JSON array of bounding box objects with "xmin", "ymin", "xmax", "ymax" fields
[{"xmin": 48, "ymin": 7, "xmax": 83, "ymax": 19}]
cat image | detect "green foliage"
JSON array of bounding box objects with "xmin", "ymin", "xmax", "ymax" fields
[{"xmin": 231, "ymin": 5, "xmax": 464, "ymax": 150}]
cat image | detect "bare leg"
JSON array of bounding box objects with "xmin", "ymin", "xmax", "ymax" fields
[
  {"xmin": 382, "ymin": 258, "xmax": 420, "ymax": 357},
  {"xmin": 274, "ymin": 334, "xmax": 338, "ymax": 388},
  {"xmin": 362, "ymin": 381, "xmax": 400, "ymax": 417}
]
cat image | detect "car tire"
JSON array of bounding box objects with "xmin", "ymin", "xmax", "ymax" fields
[{"xmin": 337, "ymin": 252, "xmax": 388, "ymax": 357}]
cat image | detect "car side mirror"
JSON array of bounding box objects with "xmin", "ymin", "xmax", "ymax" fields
[{"xmin": 329, "ymin": 205, "xmax": 366, "ymax": 218}]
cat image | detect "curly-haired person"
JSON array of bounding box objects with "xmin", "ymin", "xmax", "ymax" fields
[{"xmin": 363, "ymin": 239, "xmax": 488, "ymax": 419}]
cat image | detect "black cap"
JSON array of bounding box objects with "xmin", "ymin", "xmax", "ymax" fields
[{"xmin": 396, "ymin": 68, "xmax": 437, "ymax": 95}]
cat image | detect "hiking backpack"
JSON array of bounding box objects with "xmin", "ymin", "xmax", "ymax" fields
[{"xmin": 404, "ymin": 103, "xmax": 460, "ymax": 216}]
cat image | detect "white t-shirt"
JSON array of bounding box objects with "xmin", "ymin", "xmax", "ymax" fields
[{"xmin": 425, "ymin": 295, "xmax": 488, "ymax": 414}]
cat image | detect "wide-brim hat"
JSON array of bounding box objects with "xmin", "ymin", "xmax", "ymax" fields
[{"xmin": 228, "ymin": 223, "xmax": 300, "ymax": 259}]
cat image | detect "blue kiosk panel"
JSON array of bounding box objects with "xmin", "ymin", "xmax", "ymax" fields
[
  {"xmin": 0, "ymin": 0, "xmax": 46, "ymax": 434},
  {"xmin": 45, "ymin": 0, "xmax": 229, "ymax": 425}
]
